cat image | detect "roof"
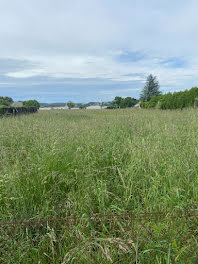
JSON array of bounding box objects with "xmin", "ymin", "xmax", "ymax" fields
[
  {"xmin": 133, "ymin": 103, "xmax": 141, "ymax": 109},
  {"xmin": 39, "ymin": 106, "xmax": 68, "ymax": 110},
  {"xmin": 86, "ymin": 105, "xmax": 107, "ymax": 109},
  {"xmin": 11, "ymin": 102, "xmax": 23, "ymax": 107}
]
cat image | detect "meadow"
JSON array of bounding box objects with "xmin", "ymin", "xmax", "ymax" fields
[{"xmin": 1, "ymin": 109, "xmax": 198, "ymax": 263}]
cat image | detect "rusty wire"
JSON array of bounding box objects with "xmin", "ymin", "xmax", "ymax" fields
[{"xmin": 0, "ymin": 210, "xmax": 198, "ymax": 263}]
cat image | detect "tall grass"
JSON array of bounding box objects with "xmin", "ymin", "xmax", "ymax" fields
[
  {"xmin": 1, "ymin": 109, "xmax": 198, "ymax": 262},
  {"xmin": 1, "ymin": 109, "xmax": 198, "ymax": 220}
]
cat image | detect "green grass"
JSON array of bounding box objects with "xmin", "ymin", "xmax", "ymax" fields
[{"xmin": 1, "ymin": 109, "xmax": 198, "ymax": 263}]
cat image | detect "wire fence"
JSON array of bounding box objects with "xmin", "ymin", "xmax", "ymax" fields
[{"xmin": 1, "ymin": 210, "xmax": 198, "ymax": 263}]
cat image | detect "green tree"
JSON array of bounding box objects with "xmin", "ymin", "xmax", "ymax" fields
[
  {"xmin": 141, "ymin": 87, "xmax": 198, "ymax": 110},
  {"xmin": 113, "ymin": 96, "xmax": 123, "ymax": 108},
  {"xmin": 194, "ymin": 97, "xmax": 198, "ymax": 108},
  {"xmin": 120, "ymin": 97, "xmax": 137, "ymax": 108},
  {"xmin": 140, "ymin": 74, "xmax": 161, "ymax": 102},
  {"xmin": 79, "ymin": 104, "xmax": 86, "ymax": 109},
  {"xmin": 67, "ymin": 101, "xmax": 75, "ymax": 109},
  {"xmin": 23, "ymin": 100, "xmax": 40, "ymax": 109},
  {"xmin": 142, "ymin": 94, "xmax": 162, "ymax": 108},
  {"xmin": 112, "ymin": 96, "xmax": 137, "ymax": 109},
  {"xmin": 0, "ymin": 96, "xmax": 13, "ymax": 106}
]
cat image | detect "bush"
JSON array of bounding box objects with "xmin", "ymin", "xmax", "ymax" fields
[
  {"xmin": 0, "ymin": 106, "xmax": 38, "ymax": 116},
  {"xmin": 141, "ymin": 87, "xmax": 198, "ymax": 110},
  {"xmin": 0, "ymin": 96, "xmax": 13, "ymax": 106},
  {"xmin": 112, "ymin": 96, "xmax": 138, "ymax": 109},
  {"xmin": 23, "ymin": 100, "xmax": 40, "ymax": 109}
]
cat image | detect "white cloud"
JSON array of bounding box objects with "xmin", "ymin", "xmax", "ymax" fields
[
  {"xmin": 0, "ymin": 0, "xmax": 198, "ymax": 57},
  {"xmin": 6, "ymin": 69, "xmax": 45, "ymax": 78},
  {"xmin": 1, "ymin": 0, "xmax": 198, "ymax": 101},
  {"xmin": 99, "ymin": 88, "xmax": 142, "ymax": 95},
  {"xmin": 4, "ymin": 54, "xmax": 146, "ymax": 81},
  {"xmin": 3, "ymin": 53, "xmax": 198, "ymax": 90}
]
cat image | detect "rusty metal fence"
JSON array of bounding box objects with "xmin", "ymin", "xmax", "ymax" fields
[{"xmin": 1, "ymin": 210, "xmax": 198, "ymax": 263}]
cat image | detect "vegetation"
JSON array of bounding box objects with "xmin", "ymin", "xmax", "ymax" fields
[
  {"xmin": 0, "ymin": 96, "xmax": 13, "ymax": 106},
  {"xmin": 0, "ymin": 106, "xmax": 38, "ymax": 116},
  {"xmin": 1, "ymin": 109, "xmax": 198, "ymax": 262},
  {"xmin": 67, "ymin": 101, "xmax": 75, "ymax": 109},
  {"xmin": 0, "ymin": 97, "xmax": 39, "ymax": 116},
  {"xmin": 79, "ymin": 104, "xmax": 87, "ymax": 109},
  {"xmin": 140, "ymin": 74, "xmax": 161, "ymax": 102},
  {"xmin": 108, "ymin": 96, "xmax": 137, "ymax": 109},
  {"xmin": 141, "ymin": 87, "xmax": 198, "ymax": 110},
  {"xmin": 40, "ymin": 99, "xmax": 137, "ymax": 110},
  {"xmin": 23, "ymin": 99, "xmax": 40, "ymax": 109},
  {"xmin": 76, "ymin": 102, "xmax": 112, "ymax": 109}
]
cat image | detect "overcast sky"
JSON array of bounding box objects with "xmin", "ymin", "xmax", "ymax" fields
[{"xmin": 0, "ymin": 0, "xmax": 198, "ymax": 103}]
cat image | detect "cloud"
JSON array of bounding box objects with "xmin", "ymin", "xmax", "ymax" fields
[
  {"xmin": 117, "ymin": 51, "xmax": 147, "ymax": 63},
  {"xmin": 159, "ymin": 57, "xmax": 187, "ymax": 68},
  {"xmin": 0, "ymin": 58, "xmax": 36, "ymax": 74},
  {"xmin": 0, "ymin": 0, "xmax": 198, "ymax": 102},
  {"xmin": 4, "ymin": 54, "xmax": 147, "ymax": 81}
]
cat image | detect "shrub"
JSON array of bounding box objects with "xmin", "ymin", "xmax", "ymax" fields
[
  {"xmin": 0, "ymin": 106, "xmax": 38, "ymax": 116},
  {"xmin": 141, "ymin": 87, "xmax": 198, "ymax": 110},
  {"xmin": 23, "ymin": 100, "xmax": 40, "ymax": 109}
]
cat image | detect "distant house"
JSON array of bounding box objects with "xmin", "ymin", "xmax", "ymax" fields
[
  {"xmin": 86, "ymin": 105, "xmax": 107, "ymax": 110},
  {"xmin": 133, "ymin": 103, "xmax": 141, "ymax": 109},
  {"xmin": 39, "ymin": 107, "xmax": 52, "ymax": 110},
  {"xmin": 39, "ymin": 105, "xmax": 69, "ymax": 110},
  {"xmin": 11, "ymin": 102, "xmax": 23, "ymax": 107},
  {"xmin": 52, "ymin": 106, "xmax": 68, "ymax": 110}
]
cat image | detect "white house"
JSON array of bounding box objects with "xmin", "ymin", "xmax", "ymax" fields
[
  {"xmin": 11, "ymin": 102, "xmax": 23, "ymax": 107},
  {"xmin": 86, "ymin": 105, "xmax": 107, "ymax": 110},
  {"xmin": 39, "ymin": 105, "xmax": 69, "ymax": 110}
]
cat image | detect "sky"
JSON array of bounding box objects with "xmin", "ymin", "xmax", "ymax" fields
[{"xmin": 1, "ymin": 0, "xmax": 198, "ymax": 103}]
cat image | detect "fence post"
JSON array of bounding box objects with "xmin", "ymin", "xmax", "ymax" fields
[{"xmin": 136, "ymin": 237, "xmax": 139, "ymax": 264}]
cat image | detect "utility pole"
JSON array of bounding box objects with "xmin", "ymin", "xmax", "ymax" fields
[{"xmin": 99, "ymin": 99, "xmax": 103, "ymax": 110}]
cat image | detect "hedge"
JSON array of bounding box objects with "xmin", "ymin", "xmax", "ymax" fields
[
  {"xmin": 141, "ymin": 87, "xmax": 198, "ymax": 110},
  {"xmin": 0, "ymin": 106, "xmax": 38, "ymax": 116}
]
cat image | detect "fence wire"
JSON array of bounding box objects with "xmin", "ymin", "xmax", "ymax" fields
[{"xmin": 1, "ymin": 210, "xmax": 198, "ymax": 263}]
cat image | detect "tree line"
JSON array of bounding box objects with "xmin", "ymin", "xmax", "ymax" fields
[
  {"xmin": 66, "ymin": 97, "xmax": 138, "ymax": 109},
  {"xmin": 66, "ymin": 74, "xmax": 160, "ymax": 109},
  {"xmin": 108, "ymin": 96, "xmax": 138, "ymax": 109},
  {"xmin": 65, "ymin": 74, "xmax": 159, "ymax": 109},
  {"xmin": 135, "ymin": 74, "xmax": 198, "ymax": 110},
  {"xmin": 139, "ymin": 75, "xmax": 198, "ymax": 110},
  {"xmin": 141, "ymin": 88, "xmax": 198, "ymax": 110},
  {"xmin": 0, "ymin": 96, "xmax": 14, "ymax": 106},
  {"xmin": 0, "ymin": 97, "xmax": 40, "ymax": 116},
  {"xmin": 0, "ymin": 97, "xmax": 40, "ymax": 109},
  {"xmin": 3, "ymin": 74, "xmax": 198, "ymax": 112}
]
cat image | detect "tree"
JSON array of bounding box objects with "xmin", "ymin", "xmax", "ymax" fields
[
  {"xmin": 113, "ymin": 96, "xmax": 123, "ymax": 108},
  {"xmin": 23, "ymin": 100, "xmax": 40, "ymax": 109},
  {"xmin": 140, "ymin": 74, "xmax": 161, "ymax": 102},
  {"xmin": 120, "ymin": 97, "xmax": 137, "ymax": 108},
  {"xmin": 140, "ymin": 87, "xmax": 198, "ymax": 110},
  {"xmin": 79, "ymin": 104, "xmax": 86, "ymax": 109},
  {"xmin": 67, "ymin": 101, "xmax": 75, "ymax": 109},
  {"xmin": 0, "ymin": 96, "xmax": 13, "ymax": 106},
  {"xmin": 112, "ymin": 96, "xmax": 137, "ymax": 109}
]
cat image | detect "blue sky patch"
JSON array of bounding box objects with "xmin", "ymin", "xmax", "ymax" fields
[
  {"xmin": 117, "ymin": 51, "xmax": 147, "ymax": 63},
  {"xmin": 159, "ymin": 57, "xmax": 187, "ymax": 68}
]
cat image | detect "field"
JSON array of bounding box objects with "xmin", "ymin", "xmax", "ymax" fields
[{"xmin": 1, "ymin": 109, "xmax": 198, "ymax": 263}]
